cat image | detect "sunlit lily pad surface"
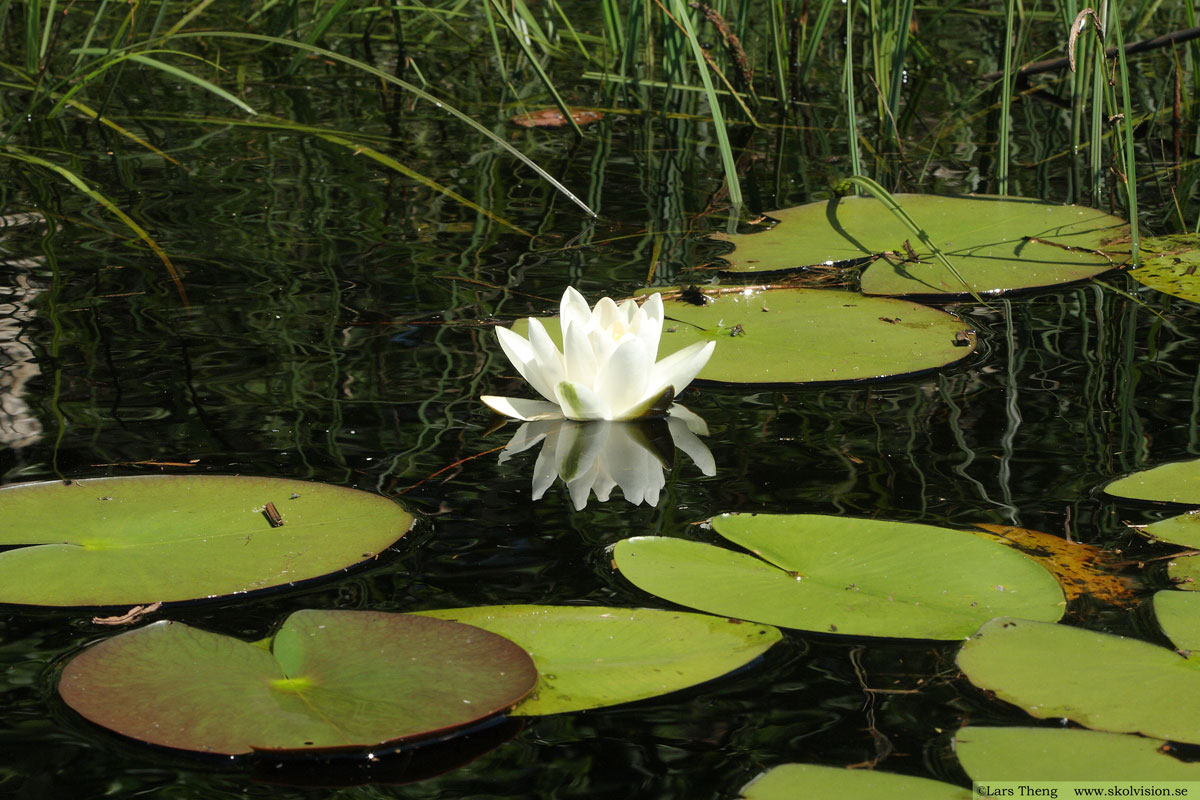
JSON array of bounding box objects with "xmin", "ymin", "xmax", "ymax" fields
[
  {"xmin": 1104, "ymin": 459, "xmax": 1200, "ymax": 504},
  {"xmin": 710, "ymin": 194, "xmax": 1127, "ymax": 297},
  {"xmin": 0, "ymin": 476, "xmax": 413, "ymax": 606},
  {"xmin": 58, "ymin": 610, "xmax": 537, "ymax": 755},
  {"xmin": 1168, "ymin": 556, "xmax": 1200, "ymax": 592},
  {"xmin": 738, "ymin": 763, "xmax": 971, "ymax": 800},
  {"xmin": 1141, "ymin": 512, "xmax": 1200, "ymax": 547},
  {"xmin": 612, "ymin": 514, "xmax": 1064, "ymax": 639},
  {"xmin": 1141, "ymin": 516, "xmax": 1200, "ymax": 589},
  {"xmin": 417, "ymin": 605, "xmax": 781, "ymax": 714},
  {"xmin": 1128, "ymin": 234, "xmax": 1200, "ymax": 303},
  {"xmin": 957, "ymin": 618, "xmax": 1200, "ymax": 744},
  {"xmin": 518, "ymin": 287, "xmax": 976, "ymax": 384},
  {"xmin": 954, "ymin": 727, "xmax": 1200, "ymax": 781},
  {"xmin": 1154, "ymin": 591, "xmax": 1200, "ymax": 653}
]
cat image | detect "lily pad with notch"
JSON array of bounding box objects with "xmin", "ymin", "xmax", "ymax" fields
[
  {"xmin": 738, "ymin": 763, "xmax": 970, "ymax": 799},
  {"xmin": 1135, "ymin": 515, "xmax": 1200, "ymax": 591},
  {"xmin": 1153, "ymin": 590, "xmax": 1200, "ymax": 654},
  {"xmin": 517, "ymin": 287, "xmax": 976, "ymax": 384},
  {"xmin": 612, "ymin": 514, "xmax": 1065, "ymax": 640},
  {"xmin": 417, "ymin": 605, "xmax": 781, "ymax": 715},
  {"xmin": 710, "ymin": 194, "xmax": 1127, "ymax": 297},
  {"xmin": 0, "ymin": 475, "xmax": 413, "ymax": 606},
  {"xmin": 1105, "ymin": 459, "xmax": 1200, "ymax": 506},
  {"xmin": 57, "ymin": 610, "xmax": 537, "ymax": 755},
  {"xmin": 957, "ymin": 617, "xmax": 1200, "ymax": 744},
  {"xmin": 955, "ymin": 726, "xmax": 1200, "ymax": 781}
]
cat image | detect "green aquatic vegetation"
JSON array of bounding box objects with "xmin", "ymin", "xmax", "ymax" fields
[
  {"xmin": 3, "ymin": 0, "xmax": 1198, "ymax": 792},
  {"xmin": 517, "ymin": 287, "xmax": 976, "ymax": 385},
  {"xmin": 738, "ymin": 763, "xmax": 970, "ymax": 800},
  {"xmin": 1153, "ymin": 591, "xmax": 1200, "ymax": 654},
  {"xmin": 957, "ymin": 617, "xmax": 1200, "ymax": 745},
  {"xmin": 613, "ymin": 513, "xmax": 1065, "ymax": 640},
  {"xmin": 0, "ymin": 475, "xmax": 413, "ymax": 606},
  {"xmin": 418, "ymin": 605, "xmax": 780, "ymax": 715},
  {"xmin": 1128, "ymin": 234, "xmax": 1200, "ymax": 303},
  {"xmin": 1105, "ymin": 458, "xmax": 1200, "ymax": 504},
  {"xmin": 711, "ymin": 195, "xmax": 1128, "ymax": 297},
  {"xmin": 955, "ymin": 726, "xmax": 1200, "ymax": 782},
  {"xmin": 59, "ymin": 605, "xmax": 781, "ymax": 753},
  {"xmin": 58, "ymin": 610, "xmax": 537, "ymax": 755}
]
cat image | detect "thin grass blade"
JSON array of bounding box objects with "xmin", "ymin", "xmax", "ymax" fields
[
  {"xmin": 166, "ymin": 31, "xmax": 597, "ymax": 217},
  {"xmin": 1, "ymin": 148, "xmax": 187, "ymax": 304}
]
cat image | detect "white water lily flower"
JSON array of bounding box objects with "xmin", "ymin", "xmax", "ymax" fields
[
  {"xmin": 482, "ymin": 287, "xmax": 715, "ymax": 421},
  {"xmin": 498, "ymin": 414, "xmax": 715, "ymax": 510}
]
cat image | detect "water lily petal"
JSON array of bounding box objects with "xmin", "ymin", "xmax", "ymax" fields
[
  {"xmin": 586, "ymin": 328, "xmax": 618, "ymax": 376},
  {"xmin": 616, "ymin": 297, "xmax": 639, "ymax": 326},
  {"xmin": 531, "ymin": 433, "xmax": 560, "ymax": 500},
  {"xmin": 643, "ymin": 340, "xmax": 715, "ymax": 401},
  {"xmin": 668, "ymin": 415, "xmax": 716, "ymax": 476},
  {"xmin": 488, "ymin": 288, "xmax": 712, "ymax": 425},
  {"xmin": 590, "ymin": 473, "xmax": 617, "ymax": 504},
  {"xmin": 525, "ymin": 318, "xmax": 566, "ymax": 401},
  {"xmin": 555, "ymin": 422, "xmax": 606, "ymax": 509},
  {"xmin": 559, "ymin": 286, "xmax": 592, "ymax": 334},
  {"xmin": 481, "ymin": 395, "xmax": 564, "ymax": 421},
  {"xmin": 495, "ymin": 325, "xmax": 538, "ymax": 381},
  {"xmin": 595, "ymin": 336, "xmax": 652, "ymax": 419},
  {"xmin": 616, "ymin": 385, "xmax": 675, "ymax": 420},
  {"xmin": 666, "ymin": 403, "xmax": 709, "ymax": 436},
  {"xmin": 554, "ymin": 381, "xmax": 611, "ymax": 420},
  {"xmin": 498, "ymin": 420, "xmax": 557, "ymax": 463},
  {"xmin": 563, "ymin": 322, "xmax": 600, "ymax": 388},
  {"xmin": 554, "ymin": 421, "xmax": 605, "ymax": 481},
  {"xmin": 633, "ymin": 292, "xmax": 664, "ymax": 357},
  {"xmin": 605, "ymin": 425, "xmax": 664, "ymax": 505},
  {"xmin": 593, "ymin": 296, "xmax": 622, "ymax": 333}
]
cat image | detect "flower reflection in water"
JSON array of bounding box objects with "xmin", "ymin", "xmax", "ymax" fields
[{"xmin": 497, "ymin": 409, "xmax": 715, "ymax": 510}]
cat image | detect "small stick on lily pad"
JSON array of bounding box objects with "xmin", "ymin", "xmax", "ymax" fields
[{"xmin": 93, "ymin": 602, "xmax": 162, "ymax": 626}]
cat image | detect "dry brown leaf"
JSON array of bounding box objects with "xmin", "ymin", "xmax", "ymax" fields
[{"xmin": 971, "ymin": 523, "xmax": 1137, "ymax": 605}]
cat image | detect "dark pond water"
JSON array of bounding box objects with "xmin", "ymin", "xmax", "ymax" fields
[{"xmin": 2, "ymin": 6, "xmax": 1199, "ymax": 798}]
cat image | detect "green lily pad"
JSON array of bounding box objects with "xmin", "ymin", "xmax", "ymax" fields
[
  {"xmin": 518, "ymin": 287, "xmax": 975, "ymax": 384},
  {"xmin": 612, "ymin": 514, "xmax": 1064, "ymax": 640},
  {"xmin": 0, "ymin": 475, "xmax": 413, "ymax": 606},
  {"xmin": 418, "ymin": 605, "xmax": 780, "ymax": 715},
  {"xmin": 1141, "ymin": 512, "xmax": 1200, "ymax": 547},
  {"xmin": 58, "ymin": 610, "xmax": 537, "ymax": 755},
  {"xmin": 1129, "ymin": 234, "xmax": 1200, "ymax": 303},
  {"xmin": 955, "ymin": 727, "xmax": 1200, "ymax": 781},
  {"xmin": 738, "ymin": 763, "xmax": 970, "ymax": 800},
  {"xmin": 1135, "ymin": 515, "xmax": 1200, "ymax": 590},
  {"xmin": 957, "ymin": 618, "xmax": 1200, "ymax": 744},
  {"xmin": 1154, "ymin": 590, "xmax": 1200, "ymax": 652},
  {"xmin": 711, "ymin": 195, "xmax": 1127, "ymax": 297},
  {"xmin": 1169, "ymin": 556, "xmax": 1200, "ymax": 593},
  {"xmin": 1104, "ymin": 460, "xmax": 1200, "ymax": 505}
]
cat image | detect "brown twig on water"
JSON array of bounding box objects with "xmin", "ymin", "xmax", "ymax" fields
[{"xmin": 980, "ymin": 25, "xmax": 1200, "ymax": 82}]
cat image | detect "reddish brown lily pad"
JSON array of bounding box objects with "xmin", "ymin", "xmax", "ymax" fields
[{"xmin": 58, "ymin": 610, "xmax": 538, "ymax": 755}]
